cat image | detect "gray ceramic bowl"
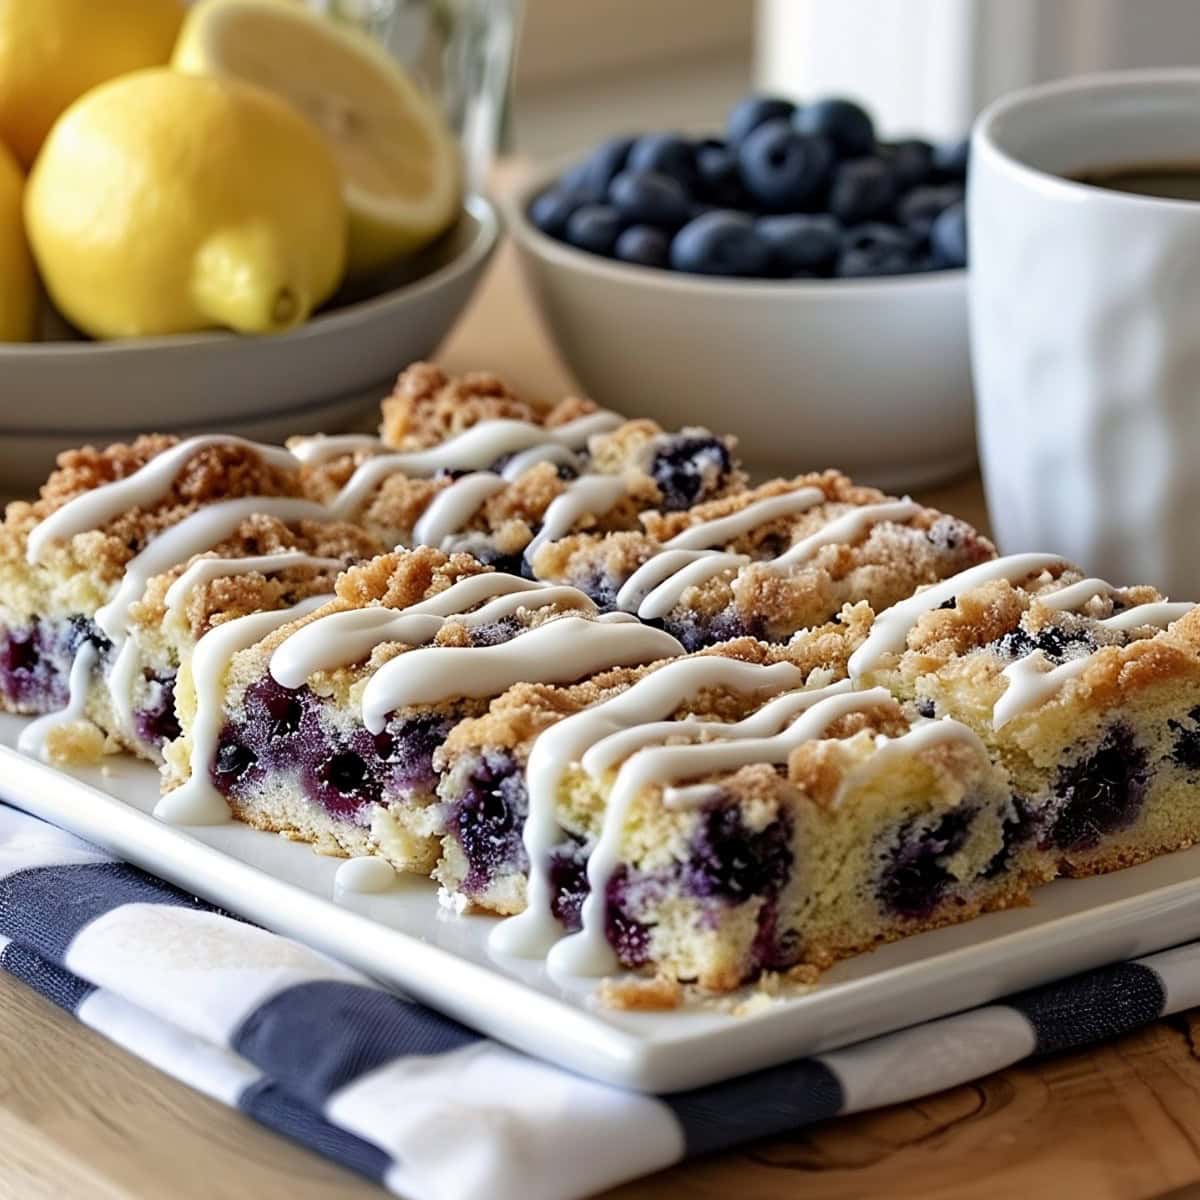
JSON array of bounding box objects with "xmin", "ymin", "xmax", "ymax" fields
[
  {"xmin": 0, "ymin": 195, "xmax": 499, "ymax": 494},
  {"xmin": 505, "ymin": 163, "xmax": 973, "ymax": 491}
]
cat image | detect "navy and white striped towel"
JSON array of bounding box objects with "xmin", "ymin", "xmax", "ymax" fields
[{"xmin": 0, "ymin": 800, "xmax": 1196, "ymax": 1200}]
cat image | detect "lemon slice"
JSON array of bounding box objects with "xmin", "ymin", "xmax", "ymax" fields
[{"xmin": 174, "ymin": 0, "xmax": 462, "ymax": 276}]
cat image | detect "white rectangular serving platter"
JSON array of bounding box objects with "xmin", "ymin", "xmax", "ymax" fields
[{"xmin": 4, "ymin": 709, "xmax": 1200, "ymax": 1094}]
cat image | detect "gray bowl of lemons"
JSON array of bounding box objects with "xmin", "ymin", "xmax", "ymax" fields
[{"xmin": 0, "ymin": 0, "xmax": 494, "ymax": 492}]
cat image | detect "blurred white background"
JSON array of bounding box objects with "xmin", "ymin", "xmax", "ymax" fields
[{"xmin": 514, "ymin": 0, "xmax": 1200, "ymax": 155}]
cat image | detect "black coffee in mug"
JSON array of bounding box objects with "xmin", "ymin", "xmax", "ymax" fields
[{"xmin": 1072, "ymin": 161, "xmax": 1200, "ymax": 200}]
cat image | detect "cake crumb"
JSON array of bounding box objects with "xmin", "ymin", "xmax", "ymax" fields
[
  {"xmin": 597, "ymin": 974, "xmax": 683, "ymax": 1011},
  {"xmin": 43, "ymin": 719, "xmax": 106, "ymax": 766}
]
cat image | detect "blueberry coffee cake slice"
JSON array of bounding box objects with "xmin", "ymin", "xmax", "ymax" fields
[
  {"xmin": 531, "ymin": 472, "xmax": 994, "ymax": 649},
  {"xmin": 294, "ymin": 363, "xmax": 745, "ymax": 572},
  {"xmin": 444, "ymin": 648, "xmax": 1046, "ymax": 993},
  {"xmin": 849, "ymin": 554, "xmax": 1200, "ymax": 876},
  {"xmin": 0, "ymin": 433, "xmax": 374, "ymax": 761},
  {"xmin": 159, "ymin": 547, "xmax": 684, "ymax": 872}
]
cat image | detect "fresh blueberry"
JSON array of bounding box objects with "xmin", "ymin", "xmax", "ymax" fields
[
  {"xmin": 564, "ymin": 204, "xmax": 623, "ymax": 256},
  {"xmin": 737, "ymin": 119, "xmax": 833, "ymax": 211},
  {"xmin": 836, "ymin": 223, "xmax": 918, "ymax": 277},
  {"xmin": 670, "ymin": 211, "xmax": 770, "ymax": 277},
  {"xmin": 932, "ymin": 137, "xmax": 970, "ymax": 180},
  {"xmin": 529, "ymin": 188, "xmax": 586, "ymax": 238},
  {"xmin": 829, "ymin": 156, "xmax": 896, "ymax": 224},
  {"xmin": 576, "ymin": 135, "xmax": 635, "ymax": 198},
  {"xmin": 726, "ymin": 94, "xmax": 796, "ymax": 145},
  {"xmin": 608, "ymin": 169, "xmax": 690, "ymax": 228},
  {"xmin": 614, "ymin": 224, "xmax": 670, "ymax": 268},
  {"xmin": 883, "ymin": 138, "xmax": 934, "ymax": 190},
  {"xmin": 756, "ymin": 213, "xmax": 840, "ymax": 276},
  {"xmin": 626, "ymin": 133, "xmax": 696, "ymax": 188},
  {"xmin": 793, "ymin": 97, "xmax": 876, "ymax": 158},
  {"xmin": 929, "ymin": 201, "xmax": 967, "ymax": 267},
  {"xmin": 895, "ymin": 184, "xmax": 963, "ymax": 235},
  {"xmin": 695, "ymin": 141, "xmax": 744, "ymax": 206}
]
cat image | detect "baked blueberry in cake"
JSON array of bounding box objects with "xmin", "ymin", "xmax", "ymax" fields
[
  {"xmin": 0, "ymin": 432, "xmax": 357, "ymax": 761},
  {"xmin": 441, "ymin": 642, "xmax": 1047, "ymax": 992},
  {"xmin": 159, "ymin": 547, "xmax": 684, "ymax": 872},
  {"xmin": 850, "ymin": 555, "xmax": 1200, "ymax": 877},
  {"xmin": 531, "ymin": 471, "xmax": 994, "ymax": 648}
]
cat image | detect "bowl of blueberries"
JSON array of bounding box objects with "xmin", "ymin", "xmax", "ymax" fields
[{"xmin": 506, "ymin": 93, "xmax": 974, "ymax": 490}]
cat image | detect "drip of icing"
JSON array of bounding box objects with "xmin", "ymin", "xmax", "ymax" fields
[
  {"xmin": 26, "ymin": 436, "xmax": 301, "ymax": 565},
  {"xmin": 771, "ymin": 498, "xmax": 920, "ymax": 568},
  {"xmin": 637, "ymin": 553, "xmax": 749, "ymax": 621},
  {"xmin": 1101, "ymin": 601, "xmax": 1193, "ymax": 631},
  {"xmin": 992, "ymin": 650, "xmax": 1093, "ymax": 729},
  {"xmin": 549, "ymin": 683, "xmax": 897, "ymax": 978},
  {"xmin": 269, "ymin": 577, "xmax": 597, "ymax": 688},
  {"xmin": 17, "ymin": 641, "xmax": 99, "ymax": 762},
  {"xmin": 154, "ymin": 596, "xmax": 330, "ymax": 826},
  {"xmin": 848, "ymin": 553, "xmax": 1065, "ymax": 680},
  {"xmin": 660, "ymin": 782, "xmax": 725, "ymax": 810},
  {"xmin": 108, "ymin": 638, "xmax": 142, "ymax": 748},
  {"xmin": 500, "ymin": 444, "xmax": 580, "ymax": 480},
  {"xmin": 832, "ymin": 717, "xmax": 991, "ymax": 804},
  {"xmin": 333, "ymin": 856, "xmax": 397, "ymax": 895},
  {"xmin": 361, "ymin": 615, "xmax": 683, "ymax": 734},
  {"xmin": 490, "ymin": 656, "xmax": 809, "ymax": 958},
  {"xmin": 163, "ymin": 552, "xmax": 344, "ymax": 618},
  {"xmin": 524, "ymin": 475, "xmax": 630, "ymax": 561},
  {"xmin": 93, "ymin": 497, "xmax": 330, "ymax": 643},
  {"xmin": 1038, "ymin": 577, "xmax": 1116, "ymax": 612},
  {"xmin": 610, "ymin": 496, "xmax": 923, "ymax": 621},
  {"xmin": 412, "ymin": 473, "xmax": 508, "ymax": 548},
  {"xmin": 662, "ymin": 487, "xmax": 825, "ymax": 550},
  {"xmin": 288, "ymin": 434, "xmax": 384, "ymax": 465},
  {"xmin": 329, "ymin": 416, "xmax": 624, "ymax": 520}
]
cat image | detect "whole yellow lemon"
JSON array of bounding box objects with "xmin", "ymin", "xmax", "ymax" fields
[
  {"xmin": 0, "ymin": 0, "xmax": 185, "ymax": 169},
  {"xmin": 26, "ymin": 69, "xmax": 348, "ymax": 339},
  {"xmin": 0, "ymin": 140, "xmax": 34, "ymax": 341}
]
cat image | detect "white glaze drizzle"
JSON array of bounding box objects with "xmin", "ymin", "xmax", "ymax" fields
[
  {"xmin": 490, "ymin": 657, "xmax": 809, "ymax": 957},
  {"xmin": 268, "ymin": 576, "xmax": 597, "ymax": 688},
  {"xmin": 1038, "ymin": 577, "xmax": 1116, "ymax": 611},
  {"xmin": 154, "ymin": 596, "xmax": 330, "ymax": 826},
  {"xmin": 548, "ymin": 683, "xmax": 902, "ymax": 978},
  {"xmin": 288, "ymin": 434, "xmax": 385, "ymax": 465},
  {"xmin": 500, "ymin": 444, "xmax": 580, "ymax": 480},
  {"xmin": 660, "ymin": 782, "xmax": 726, "ymax": 810},
  {"xmin": 93, "ymin": 497, "xmax": 331, "ymax": 643},
  {"xmin": 771, "ymin": 498, "xmax": 920, "ymax": 568},
  {"xmin": 412, "ymin": 473, "xmax": 507, "ymax": 548},
  {"xmin": 993, "ymin": 650, "xmax": 1093, "ymax": 729},
  {"xmin": 636, "ymin": 552, "xmax": 749, "ymax": 622},
  {"xmin": 661, "ymin": 487, "xmax": 825, "ymax": 551},
  {"xmin": 104, "ymin": 551, "xmax": 344, "ymax": 750},
  {"xmin": 610, "ymin": 495, "xmax": 922, "ymax": 623},
  {"xmin": 832, "ymin": 717, "xmax": 990, "ymax": 804},
  {"xmin": 25, "ymin": 436, "xmax": 302, "ymax": 565},
  {"xmin": 523, "ymin": 475, "xmax": 631, "ymax": 561},
  {"xmin": 329, "ymin": 416, "xmax": 625, "ymax": 520},
  {"xmin": 163, "ymin": 552, "xmax": 345, "ymax": 618},
  {"xmin": 17, "ymin": 641, "xmax": 99, "ymax": 762},
  {"xmin": 360, "ymin": 616, "xmax": 683, "ymax": 734},
  {"xmin": 848, "ymin": 553, "xmax": 1065, "ymax": 679},
  {"xmin": 333, "ymin": 856, "xmax": 397, "ymax": 895},
  {"xmin": 1101, "ymin": 601, "xmax": 1193, "ymax": 631}
]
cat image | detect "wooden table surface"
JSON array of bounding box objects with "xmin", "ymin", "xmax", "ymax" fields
[{"xmin": 2, "ymin": 237, "xmax": 1198, "ymax": 1200}]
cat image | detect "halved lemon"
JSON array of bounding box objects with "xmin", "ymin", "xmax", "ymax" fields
[{"xmin": 174, "ymin": 0, "xmax": 462, "ymax": 276}]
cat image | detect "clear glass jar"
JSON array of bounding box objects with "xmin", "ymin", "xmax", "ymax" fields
[{"xmin": 311, "ymin": 0, "xmax": 521, "ymax": 192}]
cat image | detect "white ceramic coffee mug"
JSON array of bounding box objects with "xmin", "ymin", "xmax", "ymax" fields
[{"xmin": 970, "ymin": 70, "xmax": 1200, "ymax": 598}]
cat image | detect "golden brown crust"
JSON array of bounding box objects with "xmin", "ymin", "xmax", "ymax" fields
[
  {"xmin": 597, "ymin": 975, "xmax": 684, "ymax": 1011},
  {"xmin": 379, "ymin": 362, "xmax": 600, "ymax": 448}
]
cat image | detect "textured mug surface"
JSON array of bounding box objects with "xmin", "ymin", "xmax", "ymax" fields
[{"xmin": 970, "ymin": 70, "xmax": 1200, "ymax": 598}]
